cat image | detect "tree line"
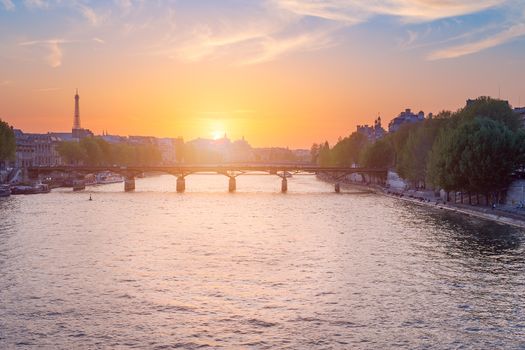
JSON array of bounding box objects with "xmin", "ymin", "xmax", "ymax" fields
[
  {"xmin": 311, "ymin": 97, "xmax": 525, "ymax": 202},
  {"xmin": 0, "ymin": 119, "xmax": 16, "ymax": 164},
  {"xmin": 57, "ymin": 137, "xmax": 162, "ymax": 166}
]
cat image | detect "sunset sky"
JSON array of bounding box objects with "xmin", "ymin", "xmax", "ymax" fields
[{"xmin": 1, "ymin": 0, "xmax": 525, "ymax": 148}]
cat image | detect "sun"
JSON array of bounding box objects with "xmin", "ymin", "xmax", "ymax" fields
[{"xmin": 211, "ymin": 130, "xmax": 225, "ymax": 140}]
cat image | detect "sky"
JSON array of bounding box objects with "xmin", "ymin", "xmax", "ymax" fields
[{"xmin": 0, "ymin": 0, "xmax": 524, "ymax": 148}]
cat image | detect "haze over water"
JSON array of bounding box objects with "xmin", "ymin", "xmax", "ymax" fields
[{"xmin": 1, "ymin": 175, "xmax": 524, "ymax": 349}]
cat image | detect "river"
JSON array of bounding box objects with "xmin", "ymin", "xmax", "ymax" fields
[{"xmin": 1, "ymin": 174, "xmax": 524, "ymax": 349}]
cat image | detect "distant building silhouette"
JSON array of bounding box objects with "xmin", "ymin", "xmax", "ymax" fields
[
  {"xmin": 71, "ymin": 89, "xmax": 93, "ymax": 139},
  {"xmin": 186, "ymin": 135, "xmax": 255, "ymax": 163},
  {"xmin": 388, "ymin": 108, "xmax": 424, "ymax": 132},
  {"xmin": 357, "ymin": 116, "xmax": 385, "ymax": 141},
  {"xmin": 73, "ymin": 89, "xmax": 80, "ymax": 129}
]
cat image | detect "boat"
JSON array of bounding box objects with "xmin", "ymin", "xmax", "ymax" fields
[
  {"xmin": 10, "ymin": 183, "xmax": 50, "ymax": 195},
  {"xmin": 72, "ymin": 180, "xmax": 86, "ymax": 191},
  {"xmin": 96, "ymin": 171, "xmax": 124, "ymax": 185},
  {"xmin": 84, "ymin": 174, "xmax": 97, "ymax": 186},
  {"xmin": 34, "ymin": 183, "xmax": 51, "ymax": 194},
  {"xmin": 0, "ymin": 184, "xmax": 11, "ymax": 197}
]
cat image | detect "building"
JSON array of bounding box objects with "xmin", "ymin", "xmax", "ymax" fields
[
  {"xmin": 128, "ymin": 136, "xmax": 157, "ymax": 145},
  {"xmin": 357, "ymin": 116, "xmax": 386, "ymax": 141},
  {"xmin": 388, "ymin": 108, "xmax": 425, "ymax": 133},
  {"xmin": 292, "ymin": 149, "xmax": 311, "ymax": 163},
  {"xmin": 229, "ymin": 137, "xmax": 254, "ymax": 162},
  {"xmin": 100, "ymin": 131, "xmax": 127, "ymax": 144},
  {"xmin": 28, "ymin": 133, "xmax": 62, "ymax": 166},
  {"xmin": 253, "ymin": 147, "xmax": 295, "ymax": 163},
  {"xmin": 156, "ymin": 137, "xmax": 183, "ymax": 165},
  {"xmin": 13, "ymin": 130, "xmax": 63, "ymax": 168},
  {"xmin": 185, "ymin": 135, "xmax": 253, "ymax": 163},
  {"xmin": 13, "ymin": 129, "xmax": 35, "ymax": 168}
]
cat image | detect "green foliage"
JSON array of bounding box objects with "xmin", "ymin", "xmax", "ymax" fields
[
  {"xmin": 387, "ymin": 123, "xmax": 416, "ymax": 165},
  {"xmin": 396, "ymin": 117, "xmax": 448, "ymax": 186},
  {"xmin": 309, "ymin": 96, "xmax": 524, "ymax": 196},
  {"xmin": 56, "ymin": 141, "xmax": 86, "ymax": 165},
  {"xmin": 427, "ymin": 117, "xmax": 524, "ymax": 193},
  {"xmin": 318, "ymin": 141, "xmax": 332, "ymax": 166},
  {"xmin": 455, "ymin": 96, "xmax": 521, "ymax": 131},
  {"xmin": 0, "ymin": 119, "xmax": 16, "ymax": 161},
  {"xmin": 388, "ymin": 98, "xmax": 523, "ymax": 193},
  {"xmin": 57, "ymin": 137, "xmax": 162, "ymax": 166},
  {"xmin": 310, "ymin": 143, "xmax": 319, "ymax": 164},
  {"xmin": 330, "ymin": 132, "xmax": 369, "ymax": 166},
  {"xmin": 359, "ymin": 138, "xmax": 394, "ymax": 168}
]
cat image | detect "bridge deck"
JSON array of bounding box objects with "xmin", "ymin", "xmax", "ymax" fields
[{"xmin": 28, "ymin": 165, "xmax": 387, "ymax": 176}]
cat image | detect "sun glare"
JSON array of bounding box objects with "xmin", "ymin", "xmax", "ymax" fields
[{"xmin": 212, "ymin": 130, "xmax": 225, "ymax": 140}]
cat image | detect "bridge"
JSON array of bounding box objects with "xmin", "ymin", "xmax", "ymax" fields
[{"xmin": 28, "ymin": 165, "xmax": 388, "ymax": 193}]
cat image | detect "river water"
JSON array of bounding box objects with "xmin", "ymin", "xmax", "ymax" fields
[{"xmin": 1, "ymin": 175, "xmax": 524, "ymax": 349}]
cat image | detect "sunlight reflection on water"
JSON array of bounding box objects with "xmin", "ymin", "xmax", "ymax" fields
[{"xmin": 1, "ymin": 175, "xmax": 524, "ymax": 349}]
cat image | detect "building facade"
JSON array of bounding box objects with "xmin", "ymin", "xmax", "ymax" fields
[
  {"xmin": 13, "ymin": 130, "xmax": 63, "ymax": 168},
  {"xmin": 357, "ymin": 116, "xmax": 386, "ymax": 141},
  {"xmin": 388, "ymin": 109, "xmax": 425, "ymax": 133}
]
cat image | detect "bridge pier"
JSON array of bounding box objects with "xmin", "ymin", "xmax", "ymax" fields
[
  {"xmin": 335, "ymin": 182, "xmax": 340, "ymax": 193},
  {"xmin": 281, "ymin": 177, "xmax": 287, "ymax": 193},
  {"xmin": 228, "ymin": 177, "xmax": 236, "ymax": 192},
  {"xmin": 176, "ymin": 176, "xmax": 185, "ymax": 193},
  {"xmin": 124, "ymin": 177, "xmax": 135, "ymax": 192}
]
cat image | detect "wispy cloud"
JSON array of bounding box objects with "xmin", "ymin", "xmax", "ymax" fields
[
  {"xmin": 114, "ymin": 0, "xmax": 133, "ymax": 13},
  {"xmin": 273, "ymin": 0, "xmax": 505, "ymax": 23},
  {"xmin": 4, "ymin": 0, "xmax": 525, "ymax": 65},
  {"xmin": 272, "ymin": 0, "xmax": 367, "ymax": 24},
  {"xmin": 24, "ymin": 0, "xmax": 48, "ymax": 9},
  {"xmin": 1, "ymin": 0, "xmax": 14, "ymax": 11},
  {"xmin": 19, "ymin": 39, "xmax": 69, "ymax": 68},
  {"xmin": 399, "ymin": 29, "xmax": 420, "ymax": 48},
  {"xmin": 371, "ymin": 0, "xmax": 504, "ymax": 22},
  {"xmin": 75, "ymin": 3, "xmax": 100, "ymax": 25},
  {"xmin": 168, "ymin": 0, "xmax": 514, "ymax": 64},
  {"xmin": 428, "ymin": 22, "xmax": 525, "ymax": 60},
  {"xmin": 240, "ymin": 27, "xmax": 338, "ymax": 65}
]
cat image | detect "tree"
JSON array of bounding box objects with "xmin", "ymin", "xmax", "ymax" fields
[
  {"xmin": 456, "ymin": 96, "xmax": 521, "ymax": 131},
  {"xmin": 396, "ymin": 116, "xmax": 448, "ymax": 187},
  {"xmin": 79, "ymin": 137, "xmax": 104, "ymax": 165},
  {"xmin": 427, "ymin": 117, "xmax": 525, "ymax": 196},
  {"xmin": 330, "ymin": 132, "xmax": 369, "ymax": 166},
  {"xmin": 56, "ymin": 141, "xmax": 86, "ymax": 165},
  {"xmin": 310, "ymin": 143, "xmax": 319, "ymax": 164},
  {"xmin": 318, "ymin": 141, "xmax": 332, "ymax": 166},
  {"xmin": 56, "ymin": 137, "xmax": 163, "ymax": 166},
  {"xmin": 0, "ymin": 119, "xmax": 16, "ymax": 162},
  {"xmin": 359, "ymin": 138, "xmax": 394, "ymax": 168}
]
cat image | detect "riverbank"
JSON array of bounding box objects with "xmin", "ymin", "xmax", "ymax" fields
[{"xmin": 318, "ymin": 174, "xmax": 525, "ymax": 229}]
